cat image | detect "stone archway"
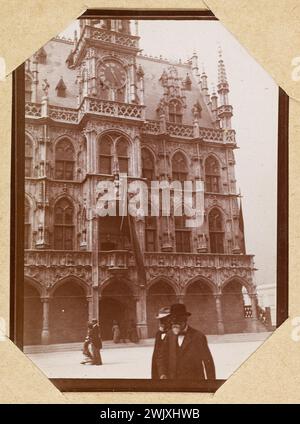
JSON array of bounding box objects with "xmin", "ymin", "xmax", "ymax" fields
[
  {"xmin": 222, "ymin": 279, "xmax": 249, "ymax": 333},
  {"xmin": 24, "ymin": 281, "xmax": 42, "ymax": 345},
  {"xmin": 146, "ymin": 280, "xmax": 177, "ymax": 338},
  {"xmin": 49, "ymin": 279, "xmax": 88, "ymax": 343},
  {"xmin": 99, "ymin": 279, "xmax": 135, "ymax": 341},
  {"xmin": 184, "ymin": 279, "xmax": 218, "ymax": 335}
]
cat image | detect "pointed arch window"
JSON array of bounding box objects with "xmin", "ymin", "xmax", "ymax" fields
[
  {"xmin": 98, "ymin": 133, "xmax": 130, "ymax": 175},
  {"xmin": 142, "ymin": 148, "xmax": 155, "ymax": 181},
  {"xmin": 99, "ymin": 136, "xmax": 113, "ymax": 174},
  {"xmin": 25, "ymin": 136, "xmax": 33, "ymax": 177},
  {"xmin": 54, "ymin": 198, "xmax": 74, "ymax": 250},
  {"xmin": 172, "ymin": 152, "xmax": 188, "ymax": 182},
  {"xmin": 205, "ymin": 156, "xmax": 221, "ymax": 193},
  {"xmin": 145, "ymin": 215, "xmax": 157, "ymax": 252},
  {"xmin": 25, "ymin": 74, "xmax": 32, "ymax": 102},
  {"xmin": 116, "ymin": 138, "xmax": 129, "ymax": 174},
  {"xmin": 175, "ymin": 215, "xmax": 191, "ymax": 252},
  {"xmin": 208, "ymin": 208, "xmax": 224, "ymax": 253},
  {"xmin": 169, "ymin": 100, "xmax": 182, "ymax": 124},
  {"xmin": 24, "ymin": 198, "xmax": 31, "ymax": 249},
  {"xmin": 55, "ymin": 139, "xmax": 75, "ymax": 180}
]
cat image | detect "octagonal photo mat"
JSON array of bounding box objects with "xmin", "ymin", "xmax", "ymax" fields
[{"xmin": 0, "ymin": 0, "xmax": 294, "ymax": 403}]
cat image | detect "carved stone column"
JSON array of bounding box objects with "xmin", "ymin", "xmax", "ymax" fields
[
  {"xmin": 250, "ymin": 293, "xmax": 258, "ymax": 332},
  {"xmin": 214, "ymin": 294, "xmax": 225, "ymax": 335},
  {"xmin": 177, "ymin": 294, "xmax": 184, "ymax": 304},
  {"xmin": 135, "ymin": 289, "xmax": 148, "ymax": 339},
  {"xmin": 84, "ymin": 128, "xmax": 97, "ymax": 174},
  {"xmin": 87, "ymin": 295, "xmax": 93, "ymax": 321},
  {"xmin": 41, "ymin": 298, "xmax": 50, "ymax": 344},
  {"xmin": 91, "ymin": 217, "xmax": 99, "ymax": 321},
  {"xmin": 32, "ymin": 57, "xmax": 39, "ymax": 103}
]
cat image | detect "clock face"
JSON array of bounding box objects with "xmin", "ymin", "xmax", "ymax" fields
[{"xmin": 98, "ymin": 60, "xmax": 127, "ymax": 90}]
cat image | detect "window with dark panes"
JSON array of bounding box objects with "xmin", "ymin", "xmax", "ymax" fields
[
  {"xmin": 116, "ymin": 138, "xmax": 129, "ymax": 174},
  {"xmin": 145, "ymin": 215, "xmax": 157, "ymax": 252},
  {"xmin": 172, "ymin": 152, "xmax": 188, "ymax": 182},
  {"xmin": 208, "ymin": 208, "xmax": 224, "ymax": 253},
  {"xmin": 175, "ymin": 215, "xmax": 191, "ymax": 252},
  {"xmin": 99, "ymin": 136, "xmax": 112, "ymax": 174},
  {"xmin": 205, "ymin": 156, "xmax": 221, "ymax": 193},
  {"xmin": 55, "ymin": 139, "xmax": 75, "ymax": 180},
  {"xmin": 169, "ymin": 100, "xmax": 182, "ymax": 123},
  {"xmin": 54, "ymin": 198, "xmax": 74, "ymax": 250},
  {"xmin": 142, "ymin": 148, "xmax": 155, "ymax": 182}
]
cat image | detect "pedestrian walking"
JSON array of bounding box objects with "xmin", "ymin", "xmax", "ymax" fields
[
  {"xmin": 151, "ymin": 307, "xmax": 171, "ymax": 379},
  {"xmin": 112, "ymin": 320, "xmax": 121, "ymax": 343}
]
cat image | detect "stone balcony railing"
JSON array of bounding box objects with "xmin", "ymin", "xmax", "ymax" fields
[
  {"xmin": 90, "ymin": 26, "xmax": 139, "ymax": 49},
  {"xmin": 25, "ymin": 101, "xmax": 236, "ymax": 144},
  {"xmin": 48, "ymin": 105, "xmax": 78, "ymax": 124},
  {"xmin": 25, "ymin": 102, "xmax": 42, "ymax": 118},
  {"xmin": 143, "ymin": 252, "xmax": 254, "ymax": 270},
  {"xmin": 71, "ymin": 26, "xmax": 139, "ymax": 66},
  {"xmin": 98, "ymin": 250, "xmax": 131, "ymax": 270},
  {"xmin": 24, "ymin": 250, "xmax": 92, "ymax": 267},
  {"xmin": 24, "ymin": 250, "xmax": 254, "ymax": 271},
  {"xmin": 141, "ymin": 119, "xmax": 236, "ymax": 144},
  {"xmin": 79, "ymin": 97, "xmax": 145, "ymax": 121}
]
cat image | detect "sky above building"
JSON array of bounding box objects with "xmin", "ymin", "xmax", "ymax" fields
[{"xmin": 60, "ymin": 19, "xmax": 278, "ymax": 296}]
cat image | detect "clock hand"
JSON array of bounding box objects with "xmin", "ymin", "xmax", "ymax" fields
[
  {"xmin": 111, "ymin": 68, "xmax": 118, "ymax": 80},
  {"xmin": 107, "ymin": 67, "xmax": 119, "ymax": 85}
]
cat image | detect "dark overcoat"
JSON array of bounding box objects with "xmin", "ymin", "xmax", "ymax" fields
[
  {"xmin": 157, "ymin": 326, "xmax": 216, "ymax": 381},
  {"xmin": 151, "ymin": 330, "xmax": 167, "ymax": 380},
  {"xmin": 90, "ymin": 324, "xmax": 102, "ymax": 350}
]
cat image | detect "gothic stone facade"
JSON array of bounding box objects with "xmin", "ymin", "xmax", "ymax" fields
[{"xmin": 24, "ymin": 19, "xmax": 262, "ymax": 345}]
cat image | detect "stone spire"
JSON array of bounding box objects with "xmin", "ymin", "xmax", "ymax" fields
[
  {"xmin": 217, "ymin": 45, "xmax": 228, "ymax": 86},
  {"xmin": 217, "ymin": 46, "xmax": 233, "ymax": 129},
  {"xmin": 200, "ymin": 65, "xmax": 210, "ymax": 105}
]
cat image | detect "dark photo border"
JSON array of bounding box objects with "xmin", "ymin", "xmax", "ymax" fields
[{"xmin": 10, "ymin": 8, "xmax": 288, "ymax": 393}]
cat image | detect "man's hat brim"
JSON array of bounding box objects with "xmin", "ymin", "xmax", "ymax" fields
[{"xmin": 155, "ymin": 312, "xmax": 171, "ymax": 319}]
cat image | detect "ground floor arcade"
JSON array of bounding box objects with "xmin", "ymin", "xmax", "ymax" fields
[{"xmin": 24, "ymin": 275, "xmax": 262, "ymax": 346}]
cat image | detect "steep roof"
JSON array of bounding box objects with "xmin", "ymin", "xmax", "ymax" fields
[
  {"xmin": 34, "ymin": 39, "xmax": 77, "ymax": 108},
  {"xmin": 136, "ymin": 54, "xmax": 214, "ymax": 127},
  {"xmin": 32, "ymin": 38, "xmax": 214, "ymax": 127}
]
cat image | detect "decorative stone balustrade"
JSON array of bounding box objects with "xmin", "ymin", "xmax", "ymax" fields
[
  {"xmin": 48, "ymin": 105, "xmax": 78, "ymax": 123},
  {"xmin": 25, "ymin": 102, "xmax": 42, "ymax": 118}
]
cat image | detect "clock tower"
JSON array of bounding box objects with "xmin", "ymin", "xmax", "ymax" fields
[{"xmin": 68, "ymin": 19, "xmax": 141, "ymax": 105}]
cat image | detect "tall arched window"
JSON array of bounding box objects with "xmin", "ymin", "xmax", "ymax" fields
[
  {"xmin": 99, "ymin": 136, "xmax": 113, "ymax": 174},
  {"xmin": 25, "ymin": 136, "xmax": 33, "ymax": 177},
  {"xmin": 98, "ymin": 133, "xmax": 129, "ymax": 175},
  {"xmin": 142, "ymin": 148, "xmax": 155, "ymax": 181},
  {"xmin": 24, "ymin": 198, "xmax": 31, "ymax": 249},
  {"xmin": 55, "ymin": 139, "xmax": 75, "ymax": 180},
  {"xmin": 205, "ymin": 156, "xmax": 221, "ymax": 193},
  {"xmin": 116, "ymin": 138, "xmax": 129, "ymax": 173},
  {"xmin": 175, "ymin": 216, "xmax": 191, "ymax": 252},
  {"xmin": 145, "ymin": 215, "xmax": 157, "ymax": 252},
  {"xmin": 208, "ymin": 208, "xmax": 224, "ymax": 253},
  {"xmin": 25, "ymin": 74, "xmax": 32, "ymax": 102},
  {"xmin": 169, "ymin": 100, "xmax": 182, "ymax": 123},
  {"xmin": 172, "ymin": 152, "xmax": 188, "ymax": 182},
  {"xmin": 54, "ymin": 198, "xmax": 74, "ymax": 250}
]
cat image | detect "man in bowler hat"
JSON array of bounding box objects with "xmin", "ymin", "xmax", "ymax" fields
[
  {"xmin": 157, "ymin": 303, "xmax": 216, "ymax": 381},
  {"xmin": 151, "ymin": 307, "xmax": 172, "ymax": 379}
]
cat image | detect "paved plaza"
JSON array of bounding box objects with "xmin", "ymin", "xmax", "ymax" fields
[{"xmin": 26, "ymin": 333, "xmax": 271, "ymax": 380}]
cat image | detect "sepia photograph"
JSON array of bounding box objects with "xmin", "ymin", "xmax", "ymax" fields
[{"xmin": 11, "ymin": 10, "xmax": 287, "ymax": 391}]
